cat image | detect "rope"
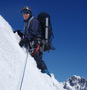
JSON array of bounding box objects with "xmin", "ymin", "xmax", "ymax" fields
[{"xmin": 19, "ymin": 47, "xmax": 29, "ymax": 90}]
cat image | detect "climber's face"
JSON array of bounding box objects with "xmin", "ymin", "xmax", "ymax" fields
[{"xmin": 23, "ymin": 13, "xmax": 30, "ymax": 20}]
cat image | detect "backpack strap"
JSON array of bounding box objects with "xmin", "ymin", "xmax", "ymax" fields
[
  {"xmin": 24, "ymin": 16, "xmax": 34, "ymax": 35},
  {"xmin": 27, "ymin": 16, "xmax": 34, "ymax": 29}
]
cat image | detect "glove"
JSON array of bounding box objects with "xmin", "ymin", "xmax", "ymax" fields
[
  {"xmin": 14, "ymin": 30, "xmax": 24, "ymax": 38},
  {"xmin": 19, "ymin": 38, "xmax": 30, "ymax": 47},
  {"xmin": 19, "ymin": 39, "xmax": 25, "ymax": 47}
]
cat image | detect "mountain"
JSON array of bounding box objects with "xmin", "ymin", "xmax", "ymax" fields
[
  {"xmin": 0, "ymin": 15, "xmax": 87, "ymax": 90},
  {"xmin": 61, "ymin": 75, "xmax": 87, "ymax": 90},
  {"xmin": 0, "ymin": 15, "xmax": 64, "ymax": 90}
]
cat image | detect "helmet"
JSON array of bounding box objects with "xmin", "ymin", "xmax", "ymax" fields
[{"xmin": 21, "ymin": 6, "xmax": 32, "ymax": 15}]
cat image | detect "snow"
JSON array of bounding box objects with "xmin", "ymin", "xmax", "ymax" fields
[
  {"xmin": 61, "ymin": 75, "xmax": 87, "ymax": 90},
  {"xmin": 0, "ymin": 15, "xmax": 64, "ymax": 90},
  {"xmin": 0, "ymin": 15, "xmax": 86, "ymax": 90}
]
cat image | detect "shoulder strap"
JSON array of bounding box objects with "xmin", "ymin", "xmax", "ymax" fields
[
  {"xmin": 24, "ymin": 16, "xmax": 34, "ymax": 35},
  {"xmin": 27, "ymin": 16, "xmax": 34, "ymax": 29}
]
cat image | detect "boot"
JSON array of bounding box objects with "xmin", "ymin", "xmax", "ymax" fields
[{"xmin": 42, "ymin": 69, "xmax": 51, "ymax": 77}]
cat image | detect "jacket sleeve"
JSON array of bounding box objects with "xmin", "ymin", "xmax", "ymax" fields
[{"xmin": 25, "ymin": 19, "xmax": 42, "ymax": 41}]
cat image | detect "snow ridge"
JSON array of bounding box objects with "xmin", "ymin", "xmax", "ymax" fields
[
  {"xmin": 0, "ymin": 15, "xmax": 64, "ymax": 90},
  {"xmin": 1, "ymin": 15, "xmax": 86, "ymax": 90}
]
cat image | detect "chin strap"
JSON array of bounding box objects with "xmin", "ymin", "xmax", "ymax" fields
[{"xmin": 31, "ymin": 43, "xmax": 40, "ymax": 56}]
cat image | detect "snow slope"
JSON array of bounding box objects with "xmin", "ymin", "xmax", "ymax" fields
[{"xmin": 0, "ymin": 15, "xmax": 64, "ymax": 90}]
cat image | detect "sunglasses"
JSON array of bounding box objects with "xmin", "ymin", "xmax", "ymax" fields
[
  {"xmin": 22, "ymin": 9, "xmax": 31, "ymax": 14},
  {"xmin": 22, "ymin": 12, "xmax": 29, "ymax": 15}
]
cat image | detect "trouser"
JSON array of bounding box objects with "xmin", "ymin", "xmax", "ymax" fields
[
  {"xmin": 29, "ymin": 40, "xmax": 47, "ymax": 72},
  {"xmin": 33, "ymin": 47, "xmax": 47, "ymax": 71}
]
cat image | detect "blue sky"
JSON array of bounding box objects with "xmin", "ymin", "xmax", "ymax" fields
[{"xmin": 0, "ymin": 0, "xmax": 87, "ymax": 81}]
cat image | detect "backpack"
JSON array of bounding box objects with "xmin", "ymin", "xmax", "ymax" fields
[{"xmin": 37, "ymin": 12, "xmax": 55, "ymax": 51}]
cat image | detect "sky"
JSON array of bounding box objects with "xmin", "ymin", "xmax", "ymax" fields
[{"xmin": 0, "ymin": 0, "xmax": 87, "ymax": 82}]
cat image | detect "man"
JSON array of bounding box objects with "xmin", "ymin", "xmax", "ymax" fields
[{"xmin": 19, "ymin": 6, "xmax": 51, "ymax": 76}]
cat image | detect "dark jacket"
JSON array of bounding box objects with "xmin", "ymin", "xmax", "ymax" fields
[{"xmin": 24, "ymin": 16, "xmax": 42, "ymax": 41}]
